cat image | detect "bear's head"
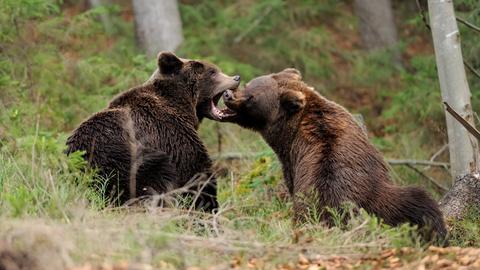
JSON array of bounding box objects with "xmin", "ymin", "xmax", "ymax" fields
[
  {"xmin": 220, "ymin": 68, "xmax": 307, "ymax": 132},
  {"xmin": 149, "ymin": 52, "xmax": 241, "ymax": 122}
]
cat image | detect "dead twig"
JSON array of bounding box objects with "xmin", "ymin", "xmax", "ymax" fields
[
  {"xmin": 456, "ymin": 16, "xmax": 480, "ymax": 34},
  {"xmin": 429, "ymin": 144, "xmax": 448, "ymax": 162},
  {"xmin": 215, "ymin": 152, "xmax": 450, "ymax": 168},
  {"xmin": 387, "ymin": 159, "xmax": 449, "ymax": 168},
  {"xmin": 463, "ymin": 60, "xmax": 480, "ymax": 80},
  {"xmin": 423, "ymin": 143, "xmax": 449, "ymax": 171},
  {"xmin": 212, "ymin": 152, "xmax": 261, "ymax": 161},
  {"xmin": 343, "ymin": 219, "xmax": 369, "ymax": 244},
  {"xmin": 457, "ymin": 18, "xmax": 480, "ymax": 80},
  {"xmin": 405, "ymin": 164, "xmax": 448, "ymax": 192},
  {"xmin": 414, "ymin": 3, "xmax": 480, "ymax": 81},
  {"xmin": 416, "ymin": 3, "xmax": 480, "ymax": 34},
  {"xmin": 475, "ymin": 112, "xmax": 480, "ymax": 126},
  {"xmin": 444, "ymin": 102, "xmax": 480, "ymax": 141},
  {"xmin": 415, "ymin": 0, "xmax": 430, "ymax": 31}
]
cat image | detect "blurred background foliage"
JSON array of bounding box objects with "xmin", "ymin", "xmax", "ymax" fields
[{"xmin": 0, "ymin": 0, "xmax": 479, "ymax": 213}]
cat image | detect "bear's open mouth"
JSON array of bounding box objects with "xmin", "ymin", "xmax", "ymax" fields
[{"xmin": 210, "ymin": 91, "xmax": 237, "ymax": 120}]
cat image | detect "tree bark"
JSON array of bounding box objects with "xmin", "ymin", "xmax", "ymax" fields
[
  {"xmin": 428, "ymin": 0, "xmax": 479, "ymax": 181},
  {"xmin": 428, "ymin": 0, "xmax": 480, "ymax": 220},
  {"xmin": 87, "ymin": 0, "xmax": 113, "ymax": 34},
  {"xmin": 439, "ymin": 173, "xmax": 480, "ymax": 220},
  {"xmin": 353, "ymin": 0, "xmax": 398, "ymax": 50},
  {"xmin": 132, "ymin": 0, "xmax": 184, "ymax": 57}
]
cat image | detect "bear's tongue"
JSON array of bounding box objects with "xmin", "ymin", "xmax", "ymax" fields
[{"xmin": 210, "ymin": 99, "xmax": 236, "ymax": 120}]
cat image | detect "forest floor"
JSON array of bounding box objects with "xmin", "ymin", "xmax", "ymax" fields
[
  {"xmin": 0, "ymin": 205, "xmax": 479, "ymax": 270},
  {"xmin": 3, "ymin": 227, "xmax": 480, "ymax": 270},
  {"xmin": 58, "ymin": 247, "xmax": 480, "ymax": 269}
]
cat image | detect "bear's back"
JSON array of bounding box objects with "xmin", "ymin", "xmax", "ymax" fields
[
  {"xmin": 108, "ymin": 86, "xmax": 212, "ymax": 184},
  {"xmin": 66, "ymin": 108, "xmax": 134, "ymax": 201}
]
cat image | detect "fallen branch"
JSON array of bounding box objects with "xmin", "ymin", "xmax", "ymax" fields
[
  {"xmin": 217, "ymin": 154, "xmax": 451, "ymax": 192},
  {"xmin": 212, "ymin": 152, "xmax": 268, "ymax": 161},
  {"xmin": 405, "ymin": 164, "xmax": 448, "ymax": 192},
  {"xmin": 444, "ymin": 102, "xmax": 480, "ymax": 141},
  {"xmin": 214, "ymin": 152, "xmax": 450, "ymax": 168},
  {"xmin": 387, "ymin": 159, "xmax": 449, "ymax": 168}
]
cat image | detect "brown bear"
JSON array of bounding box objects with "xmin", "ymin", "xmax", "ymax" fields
[
  {"xmin": 66, "ymin": 52, "xmax": 240, "ymax": 209},
  {"xmin": 219, "ymin": 68, "xmax": 447, "ymax": 240}
]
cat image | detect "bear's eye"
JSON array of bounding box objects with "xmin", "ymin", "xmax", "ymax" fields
[{"xmin": 244, "ymin": 95, "xmax": 254, "ymax": 107}]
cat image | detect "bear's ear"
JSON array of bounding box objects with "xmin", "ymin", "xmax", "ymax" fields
[
  {"xmin": 280, "ymin": 90, "xmax": 306, "ymax": 114},
  {"xmin": 281, "ymin": 68, "xmax": 302, "ymax": 80},
  {"xmin": 158, "ymin": 51, "xmax": 183, "ymax": 75},
  {"xmin": 272, "ymin": 68, "xmax": 302, "ymax": 82},
  {"xmin": 190, "ymin": 61, "xmax": 205, "ymax": 73}
]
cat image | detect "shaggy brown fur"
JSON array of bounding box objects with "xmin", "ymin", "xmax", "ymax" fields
[
  {"xmin": 66, "ymin": 52, "xmax": 240, "ymax": 209},
  {"xmin": 221, "ymin": 69, "xmax": 447, "ymax": 240}
]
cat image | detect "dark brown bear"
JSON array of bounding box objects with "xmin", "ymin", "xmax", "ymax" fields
[
  {"xmin": 220, "ymin": 68, "xmax": 446, "ymax": 240},
  {"xmin": 66, "ymin": 52, "xmax": 240, "ymax": 209}
]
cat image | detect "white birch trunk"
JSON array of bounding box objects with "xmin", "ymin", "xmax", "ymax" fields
[
  {"xmin": 132, "ymin": 0, "xmax": 183, "ymax": 57},
  {"xmin": 428, "ymin": 0, "xmax": 479, "ymax": 181}
]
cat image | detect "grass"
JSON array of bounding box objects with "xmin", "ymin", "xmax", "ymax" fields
[
  {"xmin": 449, "ymin": 207, "xmax": 480, "ymax": 247},
  {"xmin": 0, "ymin": 143, "xmax": 425, "ymax": 268},
  {"xmin": 1, "ymin": 0, "xmax": 479, "ymax": 268}
]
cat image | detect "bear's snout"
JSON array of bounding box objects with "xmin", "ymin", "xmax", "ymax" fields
[{"xmin": 233, "ymin": 75, "xmax": 241, "ymax": 82}]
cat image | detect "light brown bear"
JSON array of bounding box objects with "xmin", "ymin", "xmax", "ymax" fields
[{"xmin": 219, "ymin": 68, "xmax": 446, "ymax": 240}]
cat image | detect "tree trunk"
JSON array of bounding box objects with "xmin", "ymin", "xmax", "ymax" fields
[
  {"xmin": 428, "ymin": 0, "xmax": 480, "ymax": 220},
  {"xmin": 132, "ymin": 0, "xmax": 183, "ymax": 57},
  {"xmin": 87, "ymin": 0, "xmax": 113, "ymax": 34},
  {"xmin": 353, "ymin": 0, "xmax": 398, "ymax": 50},
  {"xmin": 428, "ymin": 0, "xmax": 479, "ymax": 180},
  {"xmin": 439, "ymin": 173, "xmax": 480, "ymax": 220}
]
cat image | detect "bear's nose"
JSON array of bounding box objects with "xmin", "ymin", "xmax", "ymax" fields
[
  {"xmin": 233, "ymin": 75, "xmax": 240, "ymax": 81},
  {"xmin": 223, "ymin": 90, "xmax": 234, "ymax": 101}
]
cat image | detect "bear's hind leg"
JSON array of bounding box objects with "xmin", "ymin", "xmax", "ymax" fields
[{"xmin": 135, "ymin": 149, "xmax": 178, "ymax": 197}]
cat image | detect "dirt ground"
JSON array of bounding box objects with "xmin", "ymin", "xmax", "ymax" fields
[{"xmin": 65, "ymin": 246, "xmax": 480, "ymax": 270}]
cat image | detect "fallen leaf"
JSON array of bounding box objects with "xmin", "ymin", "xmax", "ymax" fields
[
  {"xmin": 298, "ymin": 254, "xmax": 309, "ymax": 265},
  {"xmin": 381, "ymin": 249, "xmax": 396, "ymax": 259},
  {"xmin": 428, "ymin": 246, "xmax": 448, "ymax": 255},
  {"xmin": 458, "ymin": 255, "xmax": 474, "ymax": 266},
  {"xmin": 416, "ymin": 263, "xmax": 426, "ymax": 270},
  {"xmin": 436, "ymin": 259, "xmax": 452, "ymax": 268}
]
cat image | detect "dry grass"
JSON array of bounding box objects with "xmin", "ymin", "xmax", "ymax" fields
[{"xmin": 0, "ymin": 170, "xmax": 422, "ymax": 269}]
